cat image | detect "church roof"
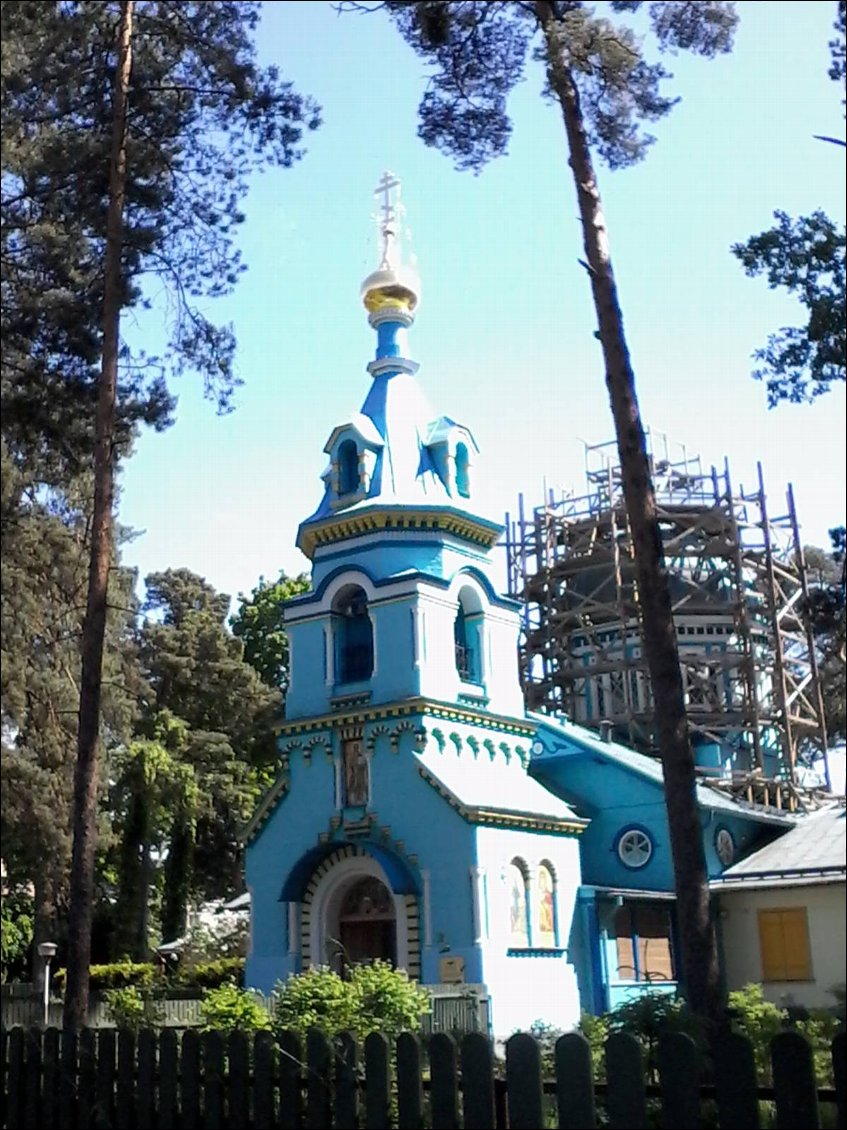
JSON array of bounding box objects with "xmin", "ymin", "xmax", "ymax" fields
[
  {"xmin": 711, "ymin": 803, "xmax": 846, "ymax": 889},
  {"xmin": 529, "ymin": 713, "xmax": 796, "ymax": 827},
  {"xmin": 415, "ymin": 742, "xmax": 586, "ymax": 833}
]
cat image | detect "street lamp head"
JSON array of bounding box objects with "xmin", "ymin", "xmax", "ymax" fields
[{"xmin": 38, "ymin": 941, "xmax": 58, "ymax": 960}]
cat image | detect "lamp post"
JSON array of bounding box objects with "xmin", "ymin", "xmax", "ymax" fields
[{"xmin": 37, "ymin": 941, "xmax": 58, "ymax": 1028}]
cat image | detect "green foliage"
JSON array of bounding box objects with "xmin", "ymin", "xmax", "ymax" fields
[
  {"xmin": 732, "ymin": 8, "xmax": 845, "ymax": 405},
  {"xmin": 102, "ymin": 986, "xmax": 165, "ymax": 1033},
  {"xmin": 53, "ymin": 961, "xmax": 157, "ymax": 991},
  {"xmin": 1, "ymin": 0, "xmax": 320, "ymax": 488},
  {"xmin": 0, "ymin": 891, "xmax": 34, "ymax": 982},
  {"xmin": 803, "ymin": 529, "xmax": 846, "ymax": 744},
  {"xmin": 576, "ymin": 1011, "xmax": 610, "ymax": 1078},
  {"xmin": 231, "ymin": 571, "xmax": 311, "ymax": 692},
  {"xmin": 605, "ymin": 991, "xmax": 705, "ymax": 1082},
  {"xmin": 200, "ymin": 983, "xmax": 271, "ymax": 1033},
  {"xmin": 726, "ymin": 984, "xmax": 785, "ymax": 1080},
  {"xmin": 732, "ymin": 211, "xmax": 845, "ymax": 405},
  {"xmin": 272, "ymin": 962, "xmax": 431, "ymax": 1042},
  {"xmin": 179, "ymin": 957, "xmax": 245, "ymax": 989},
  {"xmin": 346, "ymin": 959, "xmax": 432, "ymax": 1042},
  {"xmin": 380, "ymin": 1, "xmax": 737, "ymax": 174}
]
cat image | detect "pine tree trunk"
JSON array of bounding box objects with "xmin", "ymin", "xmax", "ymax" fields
[
  {"xmin": 30, "ymin": 875, "xmax": 55, "ymax": 995},
  {"xmin": 64, "ymin": 0, "xmax": 134, "ymax": 1032},
  {"xmin": 536, "ymin": 0, "xmax": 723, "ymax": 1023}
]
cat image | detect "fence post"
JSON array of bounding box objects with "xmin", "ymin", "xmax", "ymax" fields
[
  {"xmin": 253, "ymin": 1029, "xmax": 277, "ymax": 1130},
  {"xmin": 555, "ymin": 1031, "xmax": 596, "ymax": 1130},
  {"xmin": 277, "ymin": 1029, "xmax": 302, "ymax": 1130},
  {"xmin": 94, "ymin": 1029, "xmax": 115, "ymax": 1130},
  {"xmin": 334, "ymin": 1031, "xmax": 358, "ymax": 1130},
  {"xmin": 203, "ymin": 1030, "xmax": 226, "ymax": 1130},
  {"xmin": 24, "ymin": 1027, "xmax": 42, "ymax": 1130},
  {"xmin": 833, "ymin": 1031, "xmax": 845, "ymax": 1130},
  {"xmin": 59, "ymin": 1029, "xmax": 77, "ymax": 1130},
  {"xmin": 306, "ymin": 1028, "xmax": 332, "ymax": 1130},
  {"xmin": 506, "ymin": 1032, "xmax": 544, "ymax": 1130},
  {"xmin": 397, "ymin": 1031, "xmax": 424, "ymax": 1130},
  {"xmin": 364, "ymin": 1032, "xmax": 391, "ymax": 1130},
  {"xmin": 77, "ymin": 1028, "xmax": 96, "ymax": 1130},
  {"xmin": 136, "ymin": 1029, "xmax": 156, "ymax": 1130},
  {"xmin": 430, "ymin": 1032, "xmax": 459, "ymax": 1130},
  {"xmin": 605, "ymin": 1031, "xmax": 647, "ymax": 1130},
  {"xmin": 228, "ymin": 1030, "xmax": 251, "ymax": 1130},
  {"xmin": 772, "ymin": 1030, "xmax": 820, "ymax": 1130},
  {"xmin": 180, "ymin": 1029, "xmax": 202, "ymax": 1130},
  {"xmin": 461, "ymin": 1032, "xmax": 496, "ymax": 1130},
  {"xmin": 7, "ymin": 1027, "xmax": 25, "ymax": 1130},
  {"xmin": 715, "ymin": 1030, "xmax": 760, "ymax": 1130},
  {"xmin": 658, "ymin": 1033, "xmax": 700, "ymax": 1130},
  {"xmin": 42, "ymin": 1028, "xmax": 61, "ymax": 1130},
  {"xmin": 158, "ymin": 1029, "xmax": 179, "ymax": 1129}
]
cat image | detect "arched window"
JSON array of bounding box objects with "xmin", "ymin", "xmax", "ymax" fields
[
  {"xmin": 338, "ymin": 440, "xmax": 359, "ymax": 496},
  {"xmin": 536, "ymin": 862, "xmax": 557, "ymax": 947},
  {"xmin": 334, "ymin": 585, "xmax": 373, "ymax": 683},
  {"xmin": 454, "ymin": 586, "xmax": 482, "ymax": 683},
  {"xmin": 455, "ymin": 442, "xmax": 470, "ymax": 498},
  {"xmin": 508, "ymin": 859, "xmax": 529, "ymax": 947}
]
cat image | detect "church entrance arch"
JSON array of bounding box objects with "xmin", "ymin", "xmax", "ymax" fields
[{"xmin": 304, "ymin": 851, "xmax": 412, "ymax": 974}]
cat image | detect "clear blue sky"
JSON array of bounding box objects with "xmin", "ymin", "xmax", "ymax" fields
[{"xmin": 118, "ymin": 0, "xmax": 846, "ymax": 608}]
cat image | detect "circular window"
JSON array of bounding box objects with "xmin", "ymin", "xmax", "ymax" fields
[
  {"xmin": 531, "ymin": 740, "xmax": 545, "ymax": 757},
  {"xmin": 617, "ymin": 828, "xmax": 653, "ymax": 869},
  {"xmin": 715, "ymin": 828, "xmax": 735, "ymax": 867}
]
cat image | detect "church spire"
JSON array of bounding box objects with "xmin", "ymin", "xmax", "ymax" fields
[{"xmin": 360, "ymin": 171, "xmax": 420, "ymax": 374}]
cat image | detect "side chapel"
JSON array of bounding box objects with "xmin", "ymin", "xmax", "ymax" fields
[{"xmin": 245, "ymin": 175, "xmax": 795, "ymax": 1036}]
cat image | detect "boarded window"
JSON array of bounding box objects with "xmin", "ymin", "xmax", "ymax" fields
[
  {"xmin": 758, "ymin": 908, "xmax": 812, "ymax": 982},
  {"xmin": 614, "ymin": 903, "xmax": 675, "ymax": 983}
]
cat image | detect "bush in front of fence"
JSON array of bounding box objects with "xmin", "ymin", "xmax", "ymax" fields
[
  {"xmin": 271, "ymin": 961, "xmax": 431, "ymax": 1043},
  {"xmin": 199, "ymin": 984, "xmax": 271, "ymax": 1034}
]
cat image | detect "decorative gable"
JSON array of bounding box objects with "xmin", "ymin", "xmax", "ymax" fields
[
  {"xmin": 322, "ymin": 414, "xmax": 384, "ymax": 510},
  {"xmin": 425, "ymin": 417, "xmax": 479, "ymax": 500}
]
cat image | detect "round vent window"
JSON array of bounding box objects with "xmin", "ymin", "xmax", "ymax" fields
[
  {"xmin": 531, "ymin": 740, "xmax": 545, "ymax": 757},
  {"xmin": 617, "ymin": 828, "xmax": 653, "ymax": 869}
]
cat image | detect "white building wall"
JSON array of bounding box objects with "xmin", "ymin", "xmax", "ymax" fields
[
  {"xmin": 718, "ymin": 882, "xmax": 846, "ymax": 1010},
  {"xmin": 474, "ymin": 826, "xmax": 583, "ymax": 1039}
]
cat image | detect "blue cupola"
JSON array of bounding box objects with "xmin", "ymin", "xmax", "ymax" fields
[{"xmin": 283, "ymin": 173, "xmax": 524, "ymax": 722}]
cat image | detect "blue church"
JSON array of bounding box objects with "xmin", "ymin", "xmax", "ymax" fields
[{"xmin": 245, "ymin": 175, "xmax": 792, "ymax": 1037}]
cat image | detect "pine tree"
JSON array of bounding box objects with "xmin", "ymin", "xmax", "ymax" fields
[
  {"xmin": 368, "ymin": 0, "xmax": 739, "ymax": 1023},
  {"xmin": 2, "ymin": 0, "xmax": 319, "ymax": 1026}
]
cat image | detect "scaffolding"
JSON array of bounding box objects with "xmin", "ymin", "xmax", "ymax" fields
[{"xmin": 504, "ymin": 430, "xmax": 829, "ymax": 792}]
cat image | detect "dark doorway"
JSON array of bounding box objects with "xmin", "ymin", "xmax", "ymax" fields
[{"xmin": 335, "ymin": 876, "xmax": 396, "ymax": 973}]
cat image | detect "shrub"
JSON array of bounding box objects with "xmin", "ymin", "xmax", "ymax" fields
[
  {"xmin": 726, "ymin": 984, "xmax": 785, "ymax": 1081},
  {"xmin": 272, "ymin": 966, "xmax": 355, "ymax": 1038},
  {"xmin": 103, "ymin": 986, "xmax": 164, "ymax": 1032},
  {"xmin": 272, "ymin": 961, "xmax": 431, "ymax": 1042},
  {"xmin": 606, "ymin": 991, "xmax": 705, "ymax": 1082},
  {"xmin": 347, "ymin": 960, "xmax": 431, "ymax": 1042},
  {"xmin": 179, "ymin": 957, "xmax": 245, "ymax": 989},
  {"xmin": 53, "ymin": 961, "xmax": 157, "ymax": 991},
  {"xmin": 577, "ymin": 1011, "xmax": 610, "ymax": 1078},
  {"xmin": 199, "ymin": 983, "xmax": 271, "ymax": 1033}
]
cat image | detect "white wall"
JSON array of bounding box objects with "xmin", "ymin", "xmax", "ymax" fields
[
  {"xmin": 718, "ymin": 882, "xmax": 846, "ymax": 1010},
  {"xmin": 474, "ymin": 826, "xmax": 583, "ymax": 1038}
]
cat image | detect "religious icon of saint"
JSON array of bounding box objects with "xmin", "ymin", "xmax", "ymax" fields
[
  {"xmin": 538, "ymin": 866, "xmax": 555, "ymax": 943},
  {"xmin": 509, "ymin": 865, "xmax": 528, "ymax": 944},
  {"xmin": 343, "ymin": 740, "xmax": 369, "ymax": 807}
]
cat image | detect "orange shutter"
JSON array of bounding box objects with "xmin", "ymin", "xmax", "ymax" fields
[{"xmin": 758, "ymin": 908, "xmax": 812, "ymax": 982}]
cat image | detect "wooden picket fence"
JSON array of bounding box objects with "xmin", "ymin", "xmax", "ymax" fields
[{"xmin": 2, "ymin": 1024, "xmax": 845, "ymax": 1129}]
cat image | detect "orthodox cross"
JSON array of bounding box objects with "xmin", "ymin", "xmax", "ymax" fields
[{"xmin": 374, "ymin": 170, "xmax": 401, "ymax": 268}]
